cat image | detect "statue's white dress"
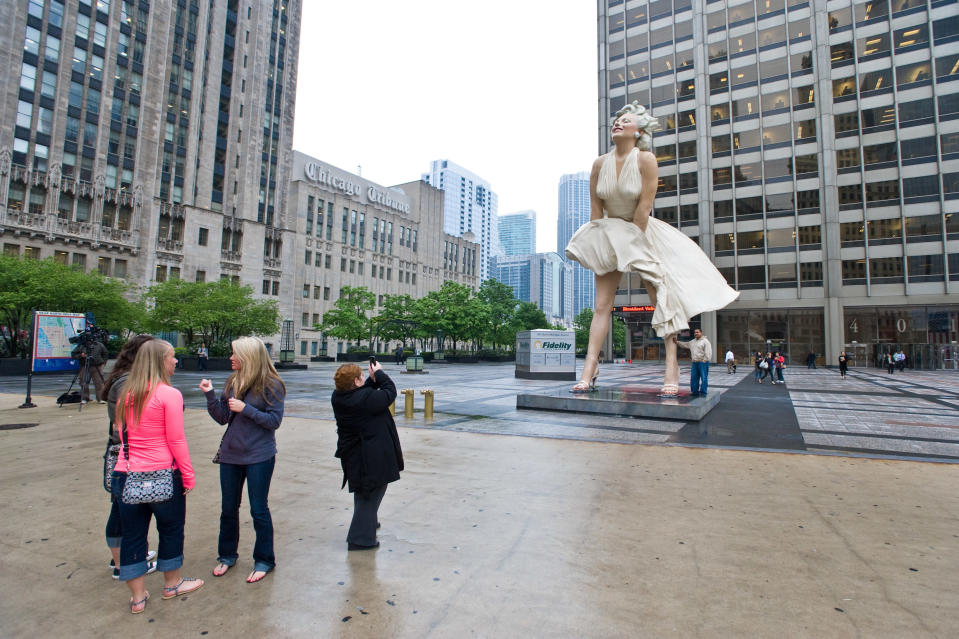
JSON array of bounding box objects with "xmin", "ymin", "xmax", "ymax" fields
[{"xmin": 565, "ymin": 148, "xmax": 739, "ymax": 337}]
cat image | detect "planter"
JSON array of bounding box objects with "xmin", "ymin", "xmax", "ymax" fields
[
  {"xmin": 310, "ymin": 356, "xmax": 335, "ymax": 362},
  {"xmin": 177, "ymin": 357, "xmax": 233, "ymax": 372}
]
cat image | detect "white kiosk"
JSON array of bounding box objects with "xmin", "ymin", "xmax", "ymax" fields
[{"xmin": 515, "ymin": 329, "xmax": 576, "ymax": 380}]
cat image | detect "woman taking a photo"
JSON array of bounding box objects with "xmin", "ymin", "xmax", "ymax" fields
[
  {"xmin": 113, "ymin": 340, "xmax": 201, "ymax": 613},
  {"xmin": 200, "ymin": 336, "xmax": 285, "ymax": 584},
  {"xmin": 331, "ymin": 360, "xmax": 404, "ymax": 550},
  {"xmin": 102, "ymin": 334, "xmax": 157, "ymax": 579}
]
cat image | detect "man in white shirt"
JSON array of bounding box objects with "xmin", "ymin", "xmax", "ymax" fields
[
  {"xmin": 678, "ymin": 329, "xmax": 713, "ymax": 396},
  {"xmin": 725, "ymin": 349, "xmax": 736, "ymax": 373}
]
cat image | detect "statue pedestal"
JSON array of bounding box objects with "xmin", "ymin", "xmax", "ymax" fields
[{"xmin": 516, "ymin": 384, "xmax": 720, "ymax": 421}]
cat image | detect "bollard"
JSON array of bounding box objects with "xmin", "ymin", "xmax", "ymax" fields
[
  {"xmin": 389, "ymin": 399, "xmax": 395, "ymax": 416},
  {"xmin": 419, "ymin": 389, "xmax": 434, "ymax": 419},
  {"xmin": 401, "ymin": 388, "xmax": 414, "ymax": 418}
]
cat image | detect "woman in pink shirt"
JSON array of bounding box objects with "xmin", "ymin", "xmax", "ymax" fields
[{"xmin": 112, "ymin": 340, "xmax": 203, "ymax": 613}]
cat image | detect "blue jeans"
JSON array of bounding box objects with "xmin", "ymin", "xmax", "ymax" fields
[
  {"xmin": 112, "ymin": 470, "xmax": 185, "ymax": 581},
  {"xmin": 106, "ymin": 496, "xmax": 122, "ymax": 548},
  {"xmin": 690, "ymin": 361, "xmax": 709, "ymax": 394},
  {"xmin": 218, "ymin": 457, "xmax": 276, "ymax": 572}
]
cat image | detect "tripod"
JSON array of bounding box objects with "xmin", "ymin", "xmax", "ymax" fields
[{"xmin": 59, "ymin": 357, "xmax": 91, "ymax": 412}]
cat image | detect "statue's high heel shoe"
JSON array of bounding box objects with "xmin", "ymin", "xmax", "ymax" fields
[
  {"xmin": 658, "ymin": 383, "xmax": 679, "ymax": 397},
  {"xmin": 571, "ymin": 374, "xmax": 598, "ymax": 393}
]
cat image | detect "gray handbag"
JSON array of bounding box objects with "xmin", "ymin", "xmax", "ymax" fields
[{"xmin": 119, "ymin": 422, "xmax": 175, "ymax": 504}]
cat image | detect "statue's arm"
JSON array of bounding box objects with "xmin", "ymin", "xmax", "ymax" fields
[
  {"xmin": 632, "ymin": 151, "xmax": 659, "ymax": 232},
  {"xmin": 588, "ymin": 156, "xmax": 605, "ymax": 221}
]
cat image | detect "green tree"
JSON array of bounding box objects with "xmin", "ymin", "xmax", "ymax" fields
[
  {"xmin": 375, "ymin": 294, "xmax": 419, "ymax": 348},
  {"xmin": 0, "ymin": 256, "xmax": 145, "ymax": 358},
  {"xmin": 612, "ymin": 316, "xmax": 627, "ymax": 357},
  {"xmin": 410, "ymin": 294, "xmax": 442, "ymax": 351},
  {"xmin": 573, "ymin": 308, "xmax": 593, "ymax": 353},
  {"xmin": 145, "ymin": 279, "xmax": 279, "ymax": 346},
  {"xmin": 425, "ymin": 281, "xmax": 473, "ymax": 351},
  {"xmin": 477, "ymin": 279, "xmax": 517, "ymax": 350},
  {"xmin": 319, "ymin": 285, "xmax": 376, "ymax": 350},
  {"xmin": 512, "ymin": 301, "xmax": 549, "ymax": 332}
]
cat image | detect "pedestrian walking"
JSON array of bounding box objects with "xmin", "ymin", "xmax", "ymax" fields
[
  {"xmin": 754, "ymin": 351, "xmax": 766, "ymax": 383},
  {"xmin": 725, "ymin": 349, "xmax": 736, "ymax": 374},
  {"xmin": 806, "ymin": 351, "xmax": 816, "ymax": 369},
  {"xmin": 774, "ymin": 352, "xmax": 786, "ymax": 384},
  {"xmin": 838, "ymin": 351, "xmax": 849, "ymax": 380},
  {"xmin": 886, "ymin": 352, "xmax": 895, "ymax": 374},
  {"xmin": 761, "ymin": 352, "xmax": 775, "ymax": 383},
  {"xmin": 197, "ymin": 342, "xmax": 209, "ymax": 371}
]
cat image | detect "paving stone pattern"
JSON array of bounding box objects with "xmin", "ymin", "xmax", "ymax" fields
[{"xmin": 8, "ymin": 361, "xmax": 958, "ymax": 461}]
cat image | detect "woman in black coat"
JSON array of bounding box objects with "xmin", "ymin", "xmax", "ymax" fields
[{"xmin": 331, "ymin": 361, "xmax": 404, "ymax": 550}]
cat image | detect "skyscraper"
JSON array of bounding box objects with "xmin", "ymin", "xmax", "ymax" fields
[
  {"xmin": 498, "ymin": 209, "xmax": 536, "ymax": 256},
  {"xmin": 557, "ymin": 171, "xmax": 594, "ymax": 318},
  {"xmin": 1, "ymin": 0, "xmax": 300, "ymax": 344},
  {"xmin": 492, "ymin": 251, "xmax": 573, "ymax": 325},
  {"xmin": 422, "ymin": 159, "xmax": 499, "ymax": 280},
  {"xmin": 599, "ymin": 0, "xmax": 959, "ymax": 366}
]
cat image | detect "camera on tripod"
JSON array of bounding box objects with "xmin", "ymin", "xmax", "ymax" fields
[{"xmin": 69, "ymin": 325, "xmax": 109, "ymax": 348}]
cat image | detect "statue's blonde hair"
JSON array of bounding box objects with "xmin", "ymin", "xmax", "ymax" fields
[{"xmin": 613, "ymin": 101, "xmax": 661, "ymax": 151}]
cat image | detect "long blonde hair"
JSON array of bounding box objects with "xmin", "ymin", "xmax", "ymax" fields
[
  {"xmin": 116, "ymin": 340, "xmax": 173, "ymax": 431},
  {"xmin": 224, "ymin": 336, "xmax": 285, "ymax": 403}
]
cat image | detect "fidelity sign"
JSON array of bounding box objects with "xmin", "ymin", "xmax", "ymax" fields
[{"xmin": 303, "ymin": 162, "xmax": 410, "ymax": 214}]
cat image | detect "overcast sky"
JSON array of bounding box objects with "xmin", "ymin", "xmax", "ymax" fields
[{"xmin": 292, "ymin": 0, "xmax": 598, "ymax": 255}]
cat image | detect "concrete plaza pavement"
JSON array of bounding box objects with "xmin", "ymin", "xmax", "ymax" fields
[{"xmin": 1, "ymin": 362, "xmax": 959, "ymax": 636}]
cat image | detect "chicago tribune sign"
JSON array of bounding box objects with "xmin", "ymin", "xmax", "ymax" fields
[{"xmin": 303, "ymin": 161, "xmax": 409, "ymax": 214}]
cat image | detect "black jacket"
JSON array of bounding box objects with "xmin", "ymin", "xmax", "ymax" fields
[{"xmin": 331, "ymin": 370, "xmax": 404, "ymax": 493}]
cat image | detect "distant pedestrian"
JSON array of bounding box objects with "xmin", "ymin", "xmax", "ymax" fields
[
  {"xmin": 395, "ymin": 346, "xmax": 404, "ymax": 365},
  {"xmin": 886, "ymin": 352, "xmax": 895, "ymax": 374},
  {"xmin": 754, "ymin": 351, "xmax": 766, "ymax": 383},
  {"xmin": 838, "ymin": 351, "xmax": 849, "ymax": 380},
  {"xmin": 806, "ymin": 351, "xmax": 816, "ymax": 369},
  {"xmin": 774, "ymin": 352, "xmax": 786, "ymax": 384},
  {"xmin": 761, "ymin": 352, "xmax": 775, "ymax": 383},
  {"xmin": 895, "ymin": 349, "xmax": 905, "ymax": 372},
  {"xmin": 197, "ymin": 342, "xmax": 209, "ymax": 371},
  {"xmin": 725, "ymin": 349, "xmax": 736, "ymax": 374}
]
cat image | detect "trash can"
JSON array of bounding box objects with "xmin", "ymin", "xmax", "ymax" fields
[{"xmin": 406, "ymin": 355, "xmax": 424, "ymax": 372}]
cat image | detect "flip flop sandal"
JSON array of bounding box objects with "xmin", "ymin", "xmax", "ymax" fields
[
  {"xmin": 212, "ymin": 563, "xmax": 232, "ymax": 577},
  {"xmin": 162, "ymin": 578, "xmax": 204, "ymax": 599},
  {"xmin": 246, "ymin": 568, "xmax": 272, "ymax": 583},
  {"xmin": 130, "ymin": 592, "xmax": 149, "ymax": 614}
]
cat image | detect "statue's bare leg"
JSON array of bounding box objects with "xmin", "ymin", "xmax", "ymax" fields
[{"xmin": 574, "ymin": 270, "xmax": 622, "ymax": 391}]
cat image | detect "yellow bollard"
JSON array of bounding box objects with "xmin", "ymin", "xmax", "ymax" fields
[
  {"xmin": 401, "ymin": 388, "xmax": 414, "ymax": 418},
  {"xmin": 419, "ymin": 389, "xmax": 434, "ymax": 420},
  {"xmin": 389, "ymin": 400, "xmax": 395, "ymax": 416}
]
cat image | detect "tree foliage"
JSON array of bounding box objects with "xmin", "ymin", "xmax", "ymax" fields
[
  {"xmin": 0, "ymin": 256, "xmax": 145, "ymax": 357},
  {"xmin": 146, "ymin": 279, "xmax": 279, "ymax": 345},
  {"xmin": 319, "ymin": 285, "xmax": 376, "ymax": 347}
]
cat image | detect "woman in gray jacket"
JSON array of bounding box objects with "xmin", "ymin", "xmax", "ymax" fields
[{"xmin": 200, "ymin": 336, "xmax": 285, "ymax": 584}]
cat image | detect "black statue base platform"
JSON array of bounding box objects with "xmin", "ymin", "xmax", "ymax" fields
[{"xmin": 516, "ymin": 384, "xmax": 721, "ymax": 421}]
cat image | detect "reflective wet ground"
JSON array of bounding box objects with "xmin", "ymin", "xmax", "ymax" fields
[
  {"xmin": 3, "ymin": 363, "xmax": 959, "ymax": 636},
  {"xmin": 6, "ymin": 361, "xmax": 959, "ymax": 461}
]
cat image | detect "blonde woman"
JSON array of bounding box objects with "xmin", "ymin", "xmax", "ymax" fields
[
  {"xmin": 565, "ymin": 101, "xmax": 739, "ymax": 396},
  {"xmin": 112, "ymin": 340, "xmax": 201, "ymax": 614},
  {"xmin": 199, "ymin": 337, "xmax": 285, "ymax": 584}
]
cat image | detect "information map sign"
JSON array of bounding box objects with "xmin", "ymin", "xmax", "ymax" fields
[{"xmin": 32, "ymin": 311, "xmax": 85, "ymax": 373}]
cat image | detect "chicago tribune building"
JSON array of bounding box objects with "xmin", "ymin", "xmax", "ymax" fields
[
  {"xmin": 289, "ymin": 152, "xmax": 479, "ymax": 358},
  {"xmin": 598, "ymin": 0, "xmax": 959, "ymax": 368}
]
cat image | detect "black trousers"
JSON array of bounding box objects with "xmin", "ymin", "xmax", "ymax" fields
[{"xmin": 348, "ymin": 484, "xmax": 387, "ymax": 546}]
